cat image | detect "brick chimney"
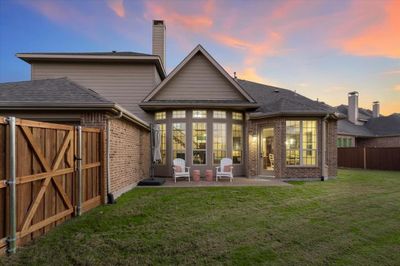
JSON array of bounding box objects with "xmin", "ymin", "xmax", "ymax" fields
[
  {"xmin": 152, "ymin": 20, "xmax": 166, "ymax": 68},
  {"xmin": 372, "ymin": 101, "xmax": 380, "ymax": 118},
  {"xmin": 348, "ymin": 91, "xmax": 359, "ymax": 124}
]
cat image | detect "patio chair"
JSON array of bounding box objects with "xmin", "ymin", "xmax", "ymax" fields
[
  {"xmin": 172, "ymin": 158, "xmax": 190, "ymax": 183},
  {"xmin": 269, "ymin": 153, "xmax": 274, "ymax": 168},
  {"xmin": 216, "ymin": 158, "xmax": 233, "ymax": 182}
]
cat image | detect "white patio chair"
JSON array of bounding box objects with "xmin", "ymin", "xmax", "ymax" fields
[
  {"xmin": 269, "ymin": 153, "xmax": 274, "ymax": 168},
  {"xmin": 172, "ymin": 158, "xmax": 190, "ymax": 183},
  {"xmin": 216, "ymin": 158, "xmax": 233, "ymax": 182}
]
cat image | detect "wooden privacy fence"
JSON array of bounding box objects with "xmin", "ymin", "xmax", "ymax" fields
[
  {"xmin": 0, "ymin": 117, "xmax": 104, "ymax": 255},
  {"xmin": 338, "ymin": 147, "xmax": 400, "ymax": 171}
]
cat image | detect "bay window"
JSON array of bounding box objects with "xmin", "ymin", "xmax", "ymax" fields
[{"xmin": 286, "ymin": 120, "xmax": 317, "ymax": 166}]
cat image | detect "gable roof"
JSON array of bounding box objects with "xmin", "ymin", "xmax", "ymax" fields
[
  {"xmin": 17, "ymin": 51, "xmax": 166, "ymax": 79},
  {"xmin": 237, "ymin": 79, "xmax": 339, "ymax": 118},
  {"xmin": 143, "ymin": 45, "xmax": 256, "ymax": 103},
  {"xmin": 0, "ymin": 78, "xmax": 149, "ymax": 129}
]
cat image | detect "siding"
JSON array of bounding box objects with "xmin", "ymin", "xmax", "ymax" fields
[
  {"xmin": 31, "ymin": 62, "xmax": 160, "ymax": 122},
  {"xmin": 152, "ymin": 23, "xmax": 165, "ymax": 66},
  {"xmin": 152, "ymin": 53, "xmax": 246, "ymax": 101}
]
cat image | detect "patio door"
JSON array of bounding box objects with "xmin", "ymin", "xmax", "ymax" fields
[{"xmin": 259, "ymin": 127, "xmax": 274, "ymax": 176}]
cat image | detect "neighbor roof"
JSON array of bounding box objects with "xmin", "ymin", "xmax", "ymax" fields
[
  {"xmin": 365, "ymin": 114, "xmax": 400, "ymax": 136},
  {"xmin": 237, "ymin": 79, "xmax": 338, "ymax": 118},
  {"xmin": 0, "ymin": 78, "xmax": 149, "ymax": 129},
  {"xmin": 16, "ymin": 51, "xmax": 166, "ymax": 79},
  {"xmin": 337, "ymin": 119, "xmax": 374, "ymax": 137},
  {"xmin": 336, "ymin": 104, "xmax": 373, "ymax": 121}
]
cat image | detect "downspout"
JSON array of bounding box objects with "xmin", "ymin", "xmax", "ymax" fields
[
  {"xmin": 7, "ymin": 117, "xmax": 16, "ymax": 254},
  {"xmin": 106, "ymin": 110, "xmax": 122, "ymax": 204},
  {"xmin": 321, "ymin": 114, "xmax": 329, "ymax": 181}
]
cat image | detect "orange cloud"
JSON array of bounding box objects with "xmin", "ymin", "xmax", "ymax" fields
[
  {"xmin": 107, "ymin": 0, "xmax": 125, "ymax": 18},
  {"xmin": 341, "ymin": 0, "xmax": 400, "ymax": 58},
  {"xmin": 394, "ymin": 85, "xmax": 400, "ymax": 92}
]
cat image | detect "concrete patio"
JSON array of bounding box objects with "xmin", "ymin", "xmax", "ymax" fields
[{"xmin": 143, "ymin": 177, "xmax": 291, "ymax": 188}]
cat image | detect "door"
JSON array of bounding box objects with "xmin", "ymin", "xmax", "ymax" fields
[{"xmin": 259, "ymin": 127, "xmax": 274, "ymax": 176}]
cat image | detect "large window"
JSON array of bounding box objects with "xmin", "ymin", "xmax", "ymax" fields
[
  {"xmin": 172, "ymin": 123, "xmax": 186, "ymax": 160},
  {"xmin": 232, "ymin": 124, "xmax": 243, "ymax": 164},
  {"xmin": 213, "ymin": 123, "xmax": 227, "ymax": 164},
  {"xmin": 193, "ymin": 123, "xmax": 207, "ymax": 164},
  {"xmin": 232, "ymin": 112, "xmax": 243, "ymax": 120},
  {"xmin": 193, "ymin": 110, "xmax": 207, "ymax": 119},
  {"xmin": 158, "ymin": 124, "xmax": 167, "ymax": 164},
  {"xmin": 285, "ymin": 120, "xmax": 317, "ymax": 166}
]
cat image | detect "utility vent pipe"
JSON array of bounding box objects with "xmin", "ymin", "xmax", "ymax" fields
[{"xmin": 7, "ymin": 117, "xmax": 17, "ymax": 254}]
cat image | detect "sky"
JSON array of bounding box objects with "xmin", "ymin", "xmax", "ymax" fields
[{"xmin": 0, "ymin": 0, "xmax": 399, "ymax": 115}]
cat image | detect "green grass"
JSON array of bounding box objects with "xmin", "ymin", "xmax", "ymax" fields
[{"xmin": 2, "ymin": 169, "xmax": 400, "ymax": 265}]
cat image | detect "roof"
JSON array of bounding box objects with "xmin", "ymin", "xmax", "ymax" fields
[
  {"xmin": 0, "ymin": 78, "xmax": 149, "ymax": 129},
  {"xmin": 237, "ymin": 79, "xmax": 338, "ymax": 118},
  {"xmin": 16, "ymin": 51, "xmax": 166, "ymax": 79},
  {"xmin": 337, "ymin": 119, "xmax": 374, "ymax": 137},
  {"xmin": 336, "ymin": 104, "xmax": 372, "ymax": 121},
  {"xmin": 365, "ymin": 114, "xmax": 400, "ymax": 136},
  {"xmin": 142, "ymin": 45, "xmax": 256, "ymax": 104}
]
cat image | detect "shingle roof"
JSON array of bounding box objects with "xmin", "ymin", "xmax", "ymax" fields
[
  {"xmin": 336, "ymin": 104, "xmax": 373, "ymax": 121},
  {"xmin": 0, "ymin": 78, "xmax": 113, "ymax": 106},
  {"xmin": 236, "ymin": 79, "xmax": 336, "ymax": 117},
  {"xmin": 337, "ymin": 119, "xmax": 374, "ymax": 137},
  {"xmin": 18, "ymin": 51, "xmax": 153, "ymax": 57},
  {"xmin": 365, "ymin": 114, "xmax": 400, "ymax": 136}
]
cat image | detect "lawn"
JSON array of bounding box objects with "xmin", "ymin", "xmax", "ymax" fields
[{"xmin": 1, "ymin": 169, "xmax": 400, "ymax": 265}]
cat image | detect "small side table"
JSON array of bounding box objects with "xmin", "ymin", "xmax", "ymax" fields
[
  {"xmin": 193, "ymin": 170, "xmax": 201, "ymax": 182},
  {"xmin": 205, "ymin": 169, "xmax": 213, "ymax": 182}
]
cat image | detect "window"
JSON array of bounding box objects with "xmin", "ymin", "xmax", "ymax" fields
[
  {"xmin": 232, "ymin": 112, "xmax": 243, "ymax": 120},
  {"xmin": 337, "ymin": 138, "xmax": 342, "ymax": 147},
  {"xmin": 213, "ymin": 110, "xmax": 226, "ymax": 119},
  {"xmin": 193, "ymin": 123, "xmax": 207, "ymax": 164},
  {"xmin": 172, "ymin": 110, "xmax": 185, "ymax": 119},
  {"xmin": 172, "ymin": 123, "xmax": 186, "ymax": 160},
  {"xmin": 158, "ymin": 124, "xmax": 166, "ymax": 164},
  {"xmin": 213, "ymin": 123, "xmax": 226, "ymax": 164},
  {"xmin": 285, "ymin": 120, "xmax": 317, "ymax": 166},
  {"xmin": 232, "ymin": 124, "xmax": 243, "ymax": 164},
  {"xmin": 155, "ymin": 112, "xmax": 166, "ymax": 120},
  {"xmin": 193, "ymin": 110, "xmax": 207, "ymax": 119}
]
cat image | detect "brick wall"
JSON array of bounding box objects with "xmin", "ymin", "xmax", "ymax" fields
[
  {"xmin": 81, "ymin": 111, "xmax": 150, "ymax": 199},
  {"xmin": 108, "ymin": 118, "xmax": 150, "ymax": 196},
  {"xmin": 356, "ymin": 136, "xmax": 400, "ymax": 148},
  {"xmin": 247, "ymin": 116, "xmax": 338, "ymax": 179}
]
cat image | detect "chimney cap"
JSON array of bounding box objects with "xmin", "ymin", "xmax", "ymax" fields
[
  {"xmin": 373, "ymin": 101, "xmax": 379, "ymax": 104},
  {"xmin": 348, "ymin": 91, "xmax": 359, "ymax": 96},
  {"xmin": 153, "ymin": 20, "xmax": 164, "ymax": 25}
]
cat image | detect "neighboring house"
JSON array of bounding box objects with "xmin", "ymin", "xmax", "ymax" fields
[
  {"xmin": 336, "ymin": 92, "xmax": 400, "ymax": 148},
  {"xmin": 0, "ymin": 20, "xmax": 339, "ymax": 196}
]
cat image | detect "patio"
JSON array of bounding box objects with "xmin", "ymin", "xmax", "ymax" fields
[{"xmin": 144, "ymin": 177, "xmax": 291, "ymax": 188}]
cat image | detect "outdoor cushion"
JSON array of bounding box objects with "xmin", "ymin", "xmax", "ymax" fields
[
  {"xmin": 174, "ymin": 165, "xmax": 182, "ymax": 172},
  {"xmin": 223, "ymin": 165, "xmax": 232, "ymax": 172}
]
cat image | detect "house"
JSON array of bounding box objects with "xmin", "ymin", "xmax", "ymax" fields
[
  {"xmin": 0, "ymin": 20, "xmax": 340, "ymax": 198},
  {"xmin": 336, "ymin": 92, "xmax": 400, "ymax": 148}
]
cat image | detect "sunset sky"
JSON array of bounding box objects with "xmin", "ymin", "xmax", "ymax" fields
[{"xmin": 0, "ymin": 0, "xmax": 399, "ymax": 114}]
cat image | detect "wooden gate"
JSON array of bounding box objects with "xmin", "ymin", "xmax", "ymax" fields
[{"xmin": 0, "ymin": 117, "xmax": 104, "ymax": 254}]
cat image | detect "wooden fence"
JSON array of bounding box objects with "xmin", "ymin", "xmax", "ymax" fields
[
  {"xmin": 0, "ymin": 117, "xmax": 104, "ymax": 255},
  {"xmin": 338, "ymin": 147, "xmax": 400, "ymax": 171}
]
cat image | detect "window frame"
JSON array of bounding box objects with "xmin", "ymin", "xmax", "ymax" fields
[
  {"xmin": 172, "ymin": 110, "xmax": 186, "ymax": 119},
  {"xmin": 285, "ymin": 120, "xmax": 318, "ymax": 167},
  {"xmin": 213, "ymin": 110, "xmax": 227, "ymax": 119},
  {"xmin": 192, "ymin": 122, "xmax": 207, "ymax": 165},
  {"xmin": 232, "ymin": 112, "xmax": 243, "ymax": 120},
  {"xmin": 213, "ymin": 123, "xmax": 227, "ymax": 165},
  {"xmin": 172, "ymin": 122, "xmax": 186, "ymax": 161},
  {"xmin": 157, "ymin": 123, "xmax": 167, "ymax": 165},
  {"xmin": 232, "ymin": 123, "xmax": 243, "ymax": 165},
  {"xmin": 155, "ymin": 111, "xmax": 166, "ymax": 120},
  {"xmin": 192, "ymin": 110, "xmax": 207, "ymax": 119}
]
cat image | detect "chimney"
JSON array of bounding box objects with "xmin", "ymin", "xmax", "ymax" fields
[
  {"xmin": 348, "ymin": 91, "xmax": 359, "ymax": 124},
  {"xmin": 372, "ymin": 101, "xmax": 380, "ymax": 118},
  {"xmin": 152, "ymin": 20, "xmax": 166, "ymax": 68}
]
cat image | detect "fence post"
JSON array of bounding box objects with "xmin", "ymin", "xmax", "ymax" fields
[
  {"xmin": 363, "ymin": 147, "xmax": 367, "ymax": 169},
  {"xmin": 6, "ymin": 117, "xmax": 17, "ymax": 254},
  {"xmin": 76, "ymin": 126, "xmax": 82, "ymax": 216}
]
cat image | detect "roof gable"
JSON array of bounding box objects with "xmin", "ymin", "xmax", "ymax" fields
[{"xmin": 143, "ymin": 45, "xmax": 255, "ymax": 103}]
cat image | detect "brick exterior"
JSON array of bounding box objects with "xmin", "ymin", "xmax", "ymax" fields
[
  {"xmin": 356, "ymin": 136, "xmax": 400, "ymax": 148},
  {"xmin": 247, "ymin": 116, "xmax": 337, "ymax": 179},
  {"xmin": 81, "ymin": 111, "xmax": 150, "ymax": 199}
]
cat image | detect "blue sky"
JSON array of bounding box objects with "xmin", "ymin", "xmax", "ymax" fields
[{"xmin": 0, "ymin": 0, "xmax": 399, "ymax": 114}]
